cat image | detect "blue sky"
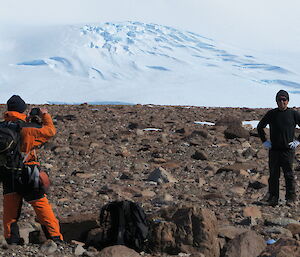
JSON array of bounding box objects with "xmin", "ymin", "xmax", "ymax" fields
[{"xmin": 1, "ymin": 0, "xmax": 299, "ymax": 52}]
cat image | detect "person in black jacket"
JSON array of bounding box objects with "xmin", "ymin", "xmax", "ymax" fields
[{"xmin": 257, "ymin": 90, "xmax": 300, "ymax": 206}]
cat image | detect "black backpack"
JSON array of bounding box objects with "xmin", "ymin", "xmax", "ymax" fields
[
  {"xmin": 0, "ymin": 121, "xmax": 24, "ymax": 170},
  {"xmin": 99, "ymin": 200, "xmax": 149, "ymax": 252},
  {"xmin": 0, "ymin": 121, "xmax": 42, "ymax": 192}
]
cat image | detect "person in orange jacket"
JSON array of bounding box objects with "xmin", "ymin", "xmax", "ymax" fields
[{"xmin": 1, "ymin": 95, "xmax": 63, "ymax": 245}]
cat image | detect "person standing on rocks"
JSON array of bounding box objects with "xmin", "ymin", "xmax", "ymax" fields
[
  {"xmin": 257, "ymin": 90, "xmax": 300, "ymax": 207},
  {"xmin": 0, "ymin": 95, "xmax": 63, "ymax": 244}
]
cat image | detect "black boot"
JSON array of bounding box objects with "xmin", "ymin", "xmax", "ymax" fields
[
  {"xmin": 6, "ymin": 222, "xmax": 24, "ymax": 245},
  {"xmin": 268, "ymin": 196, "xmax": 279, "ymax": 207}
]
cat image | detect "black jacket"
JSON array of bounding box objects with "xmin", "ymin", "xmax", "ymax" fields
[{"xmin": 257, "ymin": 108, "xmax": 300, "ymax": 150}]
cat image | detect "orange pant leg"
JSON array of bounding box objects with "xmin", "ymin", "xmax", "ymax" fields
[
  {"xmin": 3, "ymin": 193, "xmax": 23, "ymax": 239},
  {"xmin": 29, "ymin": 196, "xmax": 63, "ymax": 240}
]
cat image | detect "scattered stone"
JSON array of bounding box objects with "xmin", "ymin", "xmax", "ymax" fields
[
  {"xmin": 265, "ymin": 218, "xmax": 300, "ymax": 227},
  {"xmin": 74, "ymin": 244, "xmax": 86, "ymax": 255},
  {"xmin": 60, "ymin": 213, "xmax": 99, "ymax": 242},
  {"xmin": 0, "ymin": 105, "xmax": 295, "ymax": 256},
  {"xmin": 97, "ymin": 245, "xmax": 141, "ymax": 257},
  {"xmin": 258, "ymin": 237, "xmax": 300, "ymax": 257},
  {"xmin": 147, "ymin": 167, "xmax": 178, "ymax": 183},
  {"xmin": 40, "ymin": 240, "xmax": 58, "ymax": 255},
  {"xmin": 191, "ymin": 150, "xmax": 208, "ymax": 160},
  {"xmin": 249, "ymin": 180, "xmax": 267, "ymax": 190},
  {"xmin": 285, "ymin": 223, "xmax": 300, "ymax": 236},
  {"xmin": 264, "ymin": 226, "xmax": 293, "ymax": 238},
  {"xmin": 230, "ymin": 186, "xmax": 246, "ymax": 195},
  {"xmin": 243, "ymin": 206, "xmax": 262, "ymax": 219},
  {"xmin": 224, "ymin": 124, "xmax": 249, "ymax": 139},
  {"xmin": 218, "ymin": 225, "xmax": 249, "ymax": 240},
  {"xmin": 215, "ymin": 115, "xmax": 242, "ymax": 127},
  {"xmin": 53, "ymin": 146, "xmax": 72, "ymax": 154}
]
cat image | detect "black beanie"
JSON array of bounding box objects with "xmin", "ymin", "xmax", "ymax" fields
[
  {"xmin": 276, "ymin": 90, "xmax": 289, "ymax": 101},
  {"xmin": 7, "ymin": 95, "xmax": 27, "ymax": 113}
]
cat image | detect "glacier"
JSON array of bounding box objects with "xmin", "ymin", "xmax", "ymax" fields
[{"xmin": 1, "ymin": 21, "xmax": 300, "ymax": 107}]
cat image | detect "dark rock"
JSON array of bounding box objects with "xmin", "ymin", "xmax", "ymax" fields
[
  {"xmin": 128, "ymin": 122, "xmax": 139, "ymax": 130},
  {"xmin": 147, "ymin": 167, "xmax": 178, "ymax": 183},
  {"xmin": 248, "ymin": 181, "xmax": 267, "ymax": 190},
  {"xmin": 59, "ymin": 213, "xmax": 99, "ymax": 242},
  {"xmin": 191, "ymin": 150, "xmax": 208, "ymax": 160},
  {"xmin": 215, "ymin": 115, "xmax": 242, "ymax": 127},
  {"xmin": 224, "ymin": 124, "xmax": 250, "ymax": 139},
  {"xmin": 175, "ymin": 128, "xmax": 186, "ymax": 134}
]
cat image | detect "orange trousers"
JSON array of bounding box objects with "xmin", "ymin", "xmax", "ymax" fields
[{"xmin": 3, "ymin": 193, "xmax": 63, "ymax": 241}]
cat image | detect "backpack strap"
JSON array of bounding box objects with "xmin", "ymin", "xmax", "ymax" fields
[
  {"xmin": 117, "ymin": 201, "xmax": 129, "ymax": 245},
  {"xmin": 2, "ymin": 121, "xmax": 23, "ymax": 171},
  {"xmin": 99, "ymin": 203, "xmax": 109, "ymax": 225}
]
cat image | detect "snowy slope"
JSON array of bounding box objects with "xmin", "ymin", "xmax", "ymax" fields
[{"xmin": 1, "ymin": 21, "xmax": 300, "ymax": 107}]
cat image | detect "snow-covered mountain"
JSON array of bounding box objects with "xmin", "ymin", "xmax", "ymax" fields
[{"xmin": 1, "ymin": 21, "xmax": 300, "ymax": 107}]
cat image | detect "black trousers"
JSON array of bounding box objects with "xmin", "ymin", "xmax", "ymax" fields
[{"xmin": 268, "ymin": 149, "xmax": 296, "ymax": 200}]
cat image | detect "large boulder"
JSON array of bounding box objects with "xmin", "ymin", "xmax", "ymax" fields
[
  {"xmin": 223, "ymin": 230, "xmax": 266, "ymax": 257},
  {"xmin": 149, "ymin": 220, "xmax": 178, "ymax": 254},
  {"xmin": 149, "ymin": 206, "xmax": 220, "ymax": 257}
]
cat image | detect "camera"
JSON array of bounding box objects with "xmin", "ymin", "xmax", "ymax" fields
[
  {"xmin": 29, "ymin": 108, "xmax": 42, "ymax": 125},
  {"xmin": 29, "ymin": 108, "xmax": 41, "ymax": 117}
]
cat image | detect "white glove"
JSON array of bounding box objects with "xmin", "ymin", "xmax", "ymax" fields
[
  {"xmin": 263, "ymin": 141, "xmax": 272, "ymax": 149},
  {"xmin": 289, "ymin": 140, "xmax": 300, "ymax": 149}
]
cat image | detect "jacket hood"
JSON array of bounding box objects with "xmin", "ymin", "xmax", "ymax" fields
[{"xmin": 4, "ymin": 111, "xmax": 27, "ymax": 122}]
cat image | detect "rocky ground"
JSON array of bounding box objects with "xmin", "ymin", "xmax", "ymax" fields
[{"xmin": 0, "ymin": 104, "xmax": 300, "ymax": 256}]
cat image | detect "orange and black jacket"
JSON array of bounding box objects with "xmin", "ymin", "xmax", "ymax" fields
[{"xmin": 4, "ymin": 111, "xmax": 56, "ymax": 165}]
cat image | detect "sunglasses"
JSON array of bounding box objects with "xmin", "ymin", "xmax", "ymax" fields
[{"xmin": 277, "ymin": 98, "xmax": 288, "ymax": 102}]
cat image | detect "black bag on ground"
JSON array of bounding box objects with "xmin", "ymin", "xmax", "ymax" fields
[{"xmin": 99, "ymin": 200, "xmax": 149, "ymax": 252}]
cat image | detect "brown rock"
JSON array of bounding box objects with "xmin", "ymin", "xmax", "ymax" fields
[
  {"xmin": 224, "ymin": 124, "xmax": 250, "ymax": 139},
  {"xmin": 218, "ymin": 225, "xmax": 249, "ymax": 240},
  {"xmin": 256, "ymin": 149, "xmax": 268, "ymax": 158},
  {"xmin": 285, "ymin": 223, "xmax": 300, "ymax": 236},
  {"xmin": 149, "ymin": 220, "xmax": 177, "ymax": 254},
  {"xmin": 59, "ymin": 213, "xmax": 99, "ymax": 242},
  {"xmin": 230, "ymin": 186, "xmax": 246, "ymax": 195},
  {"xmin": 217, "ymin": 162, "xmax": 255, "ymax": 174},
  {"xmin": 259, "ymin": 237, "xmax": 300, "ymax": 257},
  {"xmin": 96, "ymin": 245, "xmax": 141, "ymax": 257},
  {"xmin": 243, "ymin": 206, "xmax": 262, "ymax": 219},
  {"xmin": 172, "ymin": 207, "xmax": 220, "ymax": 257},
  {"xmin": 191, "ymin": 150, "xmax": 208, "ymax": 160},
  {"xmin": 223, "ymin": 230, "xmax": 266, "ymax": 257},
  {"xmin": 215, "ymin": 115, "xmax": 242, "ymax": 127}
]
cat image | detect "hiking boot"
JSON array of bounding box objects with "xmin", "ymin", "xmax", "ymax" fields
[
  {"xmin": 268, "ymin": 196, "xmax": 279, "ymax": 207},
  {"xmin": 286, "ymin": 199, "xmax": 296, "ymax": 207},
  {"xmin": 286, "ymin": 196, "xmax": 297, "ymax": 207},
  {"xmin": 6, "ymin": 237, "xmax": 24, "ymax": 246},
  {"xmin": 51, "ymin": 236, "xmax": 65, "ymax": 245}
]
